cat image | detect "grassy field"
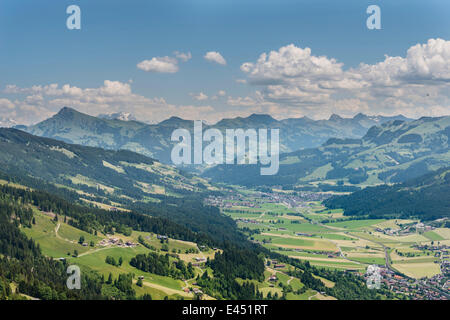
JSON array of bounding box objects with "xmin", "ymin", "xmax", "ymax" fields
[
  {"xmin": 433, "ymin": 228, "xmax": 450, "ymax": 240},
  {"xmin": 224, "ymin": 195, "xmax": 449, "ymax": 284},
  {"xmin": 392, "ymin": 262, "xmax": 442, "ymax": 279},
  {"xmin": 22, "ymin": 211, "xmax": 98, "ymax": 258},
  {"xmin": 257, "ymin": 233, "xmax": 338, "ymax": 252},
  {"xmin": 68, "ymin": 246, "xmax": 190, "ymax": 296},
  {"xmin": 21, "ymin": 210, "xmax": 209, "ymax": 299},
  {"xmin": 423, "ymin": 231, "xmax": 445, "ymax": 241},
  {"xmin": 325, "ymin": 219, "xmax": 386, "ymax": 230},
  {"xmin": 308, "ymin": 260, "xmax": 365, "ymax": 271}
]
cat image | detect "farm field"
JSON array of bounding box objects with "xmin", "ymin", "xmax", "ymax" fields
[
  {"xmin": 392, "ymin": 262, "xmax": 442, "ymax": 279},
  {"xmin": 256, "ymin": 233, "xmax": 338, "ymax": 252},
  {"xmin": 324, "ymin": 219, "xmax": 386, "ymax": 230},
  {"xmin": 220, "ymin": 192, "xmax": 450, "ymax": 282},
  {"xmin": 23, "ymin": 187, "xmax": 449, "ymax": 300}
]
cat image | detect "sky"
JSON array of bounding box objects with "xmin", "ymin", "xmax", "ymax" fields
[{"xmin": 0, "ymin": 0, "xmax": 450, "ymax": 125}]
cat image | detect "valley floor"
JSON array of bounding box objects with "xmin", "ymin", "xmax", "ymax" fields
[{"xmin": 206, "ymin": 189, "xmax": 450, "ymax": 300}]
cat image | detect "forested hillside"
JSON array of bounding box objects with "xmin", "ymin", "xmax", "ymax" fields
[
  {"xmin": 324, "ymin": 167, "xmax": 450, "ymax": 219},
  {"xmin": 0, "ymin": 129, "xmax": 251, "ymax": 247},
  {"xmin": 0, "ymin": 182, "xmax": 268, "ymax": 300}
]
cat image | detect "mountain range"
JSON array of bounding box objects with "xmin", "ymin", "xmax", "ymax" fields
[
  {"xmin": 9, "ymin": 108, "xmax": 450, "ymax": 191},
  {"xmin": 20, "ymin": 107, "xmax": 412, "ymax": 166},
  {"xmin": 204, "ymin": 116, "xmax": 450, "ymax": 189}
]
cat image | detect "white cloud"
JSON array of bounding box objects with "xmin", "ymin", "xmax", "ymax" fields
[
  {"xmin": 190, "ymin": 92, "xmax": 208, "ymax": 101},
  {"xmin": 98, "ymin": 80, "xmax": 132, "ymax": 96},
  {"xmin": 211, "ymin": 90, "xmax": 227, "ymax": 100},
  {"xmin": 358, "ymin": 38, "xmax": 450, "ymax": 85},
  {"xmin": 174, "ymin": 51, "xmax": 192, "ymax": 62},
  {"xmin": 204, "ymin": 51, "xmax": 227, "ymax": 65},
  {"xmin": 1, "ymin": 81, "xmax": 237, "ymax": 125},
  {"xmin": 137, "ymin": 51, "xmax": 192, "ymax": 73},
  {"xmin": 3, "ymin": 39, "xmax": 450, "ymax": 125},
  {"xmin": 241, "ymin": 44, "xmax": 344, "ymax": 84},
  {"xmin": 238, "ymin": 39, "xmax": 450, "ymax": 118},
  {"xmin": 227, "ymin": 96, "xmax": 257, "ymax": 107},
  {"xmin": 0, "ymin": 98, "xmax": 15, "ymax": 109},
  {"xmin": 137, "ymin": 56, "xmax": 179, "ymax": 73}
]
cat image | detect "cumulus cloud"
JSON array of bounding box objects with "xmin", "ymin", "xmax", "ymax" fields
[
  {"xmin": 241, "ymin": 44, "xmax": 344, "ymax": 84},
  {"xmin": 238, "ymin": 39, "xmax": 450, "ymax": 118},
  {"xmin": 211, "ymin": 90, "xmax": 227, "ymax": 100},
  {"xmin": 3, "ymin": 39, "xmax": 450, "ymax": 125},
  {"xmin": 174, "ymin": 51, "xmax": 192, "ymax": 62},
  {"xmin": 204, "ymin": 51, "xmax": 227, "ymax": 65},
  {"xmin": 227, "ymin": 96, "xmax": 258, "ymax": 107},
  {"xmin": 137, "ymin": 51, "xmax": 192, "ymax": 73},
  {"xmin": 0, "ymin": 98, "xmax": 15, "ymax": 109},
  {"xmin": 358, "ymin": 38, "xmax": 450, "ymax": 85},
  {"xmin": 190, "ymin": 92, "xmax": 208, "ymax": 101},
  {"xmin": 1, "ymin": 81, "xmax": 239, "ymax": 125},
  {"xmin": 137, "ymin": 56, "xmax": 179, "ymax": 73}
]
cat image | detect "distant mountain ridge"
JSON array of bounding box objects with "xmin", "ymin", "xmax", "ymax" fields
[
  {"xmin": 22, "ymin": 107, "xmax": 412, "ymax": 166},
  {"xmin": 203, "ymin": 115, "xmax": 450, "ymax": 188}
]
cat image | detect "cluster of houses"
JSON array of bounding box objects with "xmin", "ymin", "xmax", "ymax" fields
[
  {"xmin": 194, "ymin": 257, "xmax": 207, "ymax": 262},
  {"xmin": 192, "ymin": 257, "xmax": 207, "ymax": 267},
  {"xmin": 414, "ymin": 243, "xmax": 449, "ymax": 257},
  {"xmin": 426, "ymin": 268, "xmax": 449, "ymax": 293},
  {"xmin": 361, "ymin": 266, "xmax": 449, "ymax": 300},
  {"xmin": 235, "ymin": 218, "xmax": 260, "ymax": 224},
  {"xmin": 183, "ymin": 286, "xmax": 203, "ymax": 296},
  {"xmin": 294, "ymin": 248, "xmax": 339, "ymax": 258},
  {"xmin": 204, "ymin": 190, "xmax": 330, "ymax": 211},
  {"xmin": 440, "ymin": 259, "xmax": 450, "ymax": 276},
  {"xmin": 267, "ymin": 260, "xmax": 286, "ymax": 269},
  {"xmin": 374, "ymin": 221, "xmax": 439, "ymax": 237},
  {"xmin": 372, "ymin": 244, "xmax": 449, "ymax": 299},
  {"xmin": 415, "ymin": 222, "xmax": 435, "ymax": 232},
  {"xmin": 204, "ymin": 194, "xmax": 262, "ymax": 208},
  {"xmin": 98, "ymin": 237, "xmax": 138, "ymax": 248}
]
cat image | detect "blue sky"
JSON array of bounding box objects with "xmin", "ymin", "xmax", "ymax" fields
[{"xmin": 1, "ymin": 0, "xmax": 450, "ymax": 124}]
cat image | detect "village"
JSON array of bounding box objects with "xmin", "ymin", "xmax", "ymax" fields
[
  {"xmin": 375, "ymin": 218, "xmax": 449, "ymax": 237},
  {"xmin": 205, "ymin": 188, "xmax": 449, "ymax": 300},
  {"xmin": 98, "ymin": 236, "xmax": 138, "ymax": 248},
  {"xmin": 204, "ymin": 190, "xmax": 330, "ymax": 210},
  {"xmin": 363, "ymin": 266, "xmax": 449, "ymax": 300}
]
